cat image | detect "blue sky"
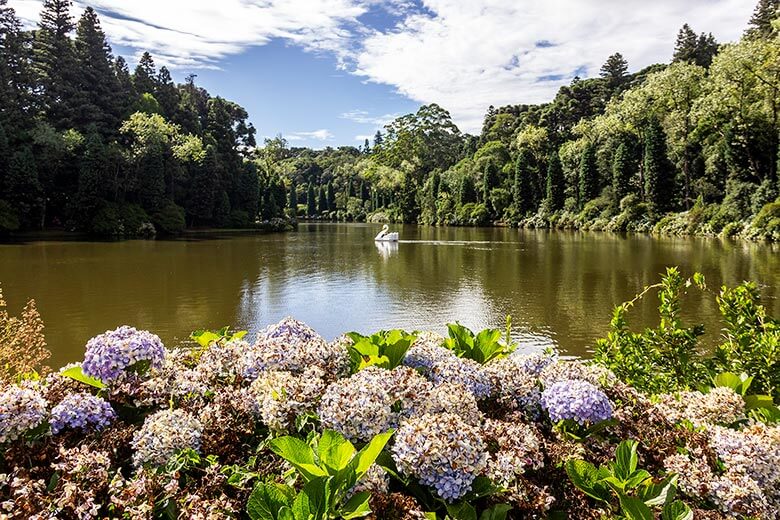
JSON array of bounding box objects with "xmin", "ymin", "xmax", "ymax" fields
[{"xmin": 10, "ymin": 0, "xmax": 756, "ymax": 148}]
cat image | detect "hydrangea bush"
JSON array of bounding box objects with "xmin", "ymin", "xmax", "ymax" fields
[{"xmin": 1, "ymin": 313, "xmax": 779, "ymax": 520}]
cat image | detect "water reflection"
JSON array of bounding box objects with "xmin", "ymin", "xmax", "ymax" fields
[{"xmin": 0, "ymin": 223, "xmax": 777, "ymax": 367}]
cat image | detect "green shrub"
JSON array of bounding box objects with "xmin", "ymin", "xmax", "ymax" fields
[
  {"xmin": 229, "ymin": 210, "xmax": 251, "ymax": 228},
  {"xmin": 443, "ymin": 322, "xmax": 515, "ymax": 364},
  {"xmin": 0, "ymin": 200, "xmax": 20, "ymax": 233},
  {"xmin": 345, "ymin": 329, "xmax": 416, "ymax": 372},
  {"xmin": 469, "ymin": 203, "xmax": 489, "ymax": 226},
  {"xmin": 152, "ymin": 201, "xmax": 186, "ymax": 235}
]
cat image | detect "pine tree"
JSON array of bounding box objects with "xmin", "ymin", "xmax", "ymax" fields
[
  {"xmin": 134, "ymin": 51, "xmax": 157, "ymax": 95},
  {"xmin": 746, "ymin": 0, "xmax": 780, "ymax": 39},
  {"xmin": 513, "ymin": 149, "xmax": 535, "ymax": 215},
  {"xmin": 289, "ymin": 182, "xmax": 298, "ymax": 210},
  {"xmin": 694, "ymin": 33, "xmax": 719, "ymax": 68},
  {"xmin": 113, "ymin": 56, "xmax": 135, "ymax": 118},
  {"xmin": 612, "ymin": 141, "xmax": 633, "ymax": 206},
  {"xmin": 73, "ymin": 7, "xmax": 120, "ymax": 135},
  {"xmin": 33, "ymin": 0, "xmax": 78, "ymax": 129},
  {"xmin": 72, "ymin": 130, "xmax": 106, "ymax": 228},
  {"xmin": 0, "ymin": 1, "xmax": 34, "ymax": 132},
  {"xmin": 4, "ymin": 146, "xmax": 43, "ymax": 229},
  {"xmin": 373, "ymin": 130, "xmax": 383, "ymax": 149},
  {"xmin": 306, "ymin": 182, "xmax": 316, "ymax": 216},
  {"xmin": 673, "ymin": 24, "xmax": 699, "ymax": 64},
  {"xmin": 363, "ymin": 138, "xmax": 370, "ymax": 155},
  {"xmin": 578, "ymin": 144, "xmax": 599, "ymax": 208},
  {"xmin": 155, "ymin": 66, "xmax": 179, "ymax": 119},
  {"xmin": 643, "ymin": 118, "xmax": 674, "ymax": 215},
  {"xmin": 482, "ymin": 162, "xmax": 499, "ymax": 216},
  {"xmin": 318, "ymin": 185, "xmax": 327, "ymax": 214},
  {"xmin": 545, "ymin": 151, "xmax": 565, "ymax": 211},
  {"xmin": 600, "ymin": 53, "xmax": 628, "ymax": 89},
  {"xmin": 459, "ymin": 175, "xmax": 477, "ymax": 205},
  {"xmin": 326, "ymin": 181, "xmax": 335, "ymax": 211}
]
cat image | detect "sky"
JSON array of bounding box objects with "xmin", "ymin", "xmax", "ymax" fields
[{"xmin": 9, "ymin": 0, "xmax": 757, "ymax": 149}]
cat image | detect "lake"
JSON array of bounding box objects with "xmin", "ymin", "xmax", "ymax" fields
[{"xmin": 1, "ymin": 224, "xmax": 778, "ymax": 368}]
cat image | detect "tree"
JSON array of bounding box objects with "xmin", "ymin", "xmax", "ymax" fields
[
  {"xmin": 33, "ymin": 0, "xmax": 78, "ymax": 129},
  {"xmin": 4, "ymin": 146, "xmax": 43, "ymax": 229},
  {"xmin": 673, "ymin": 24, "xmax": 719, "ymax": 67},
  {"xmin": 72, "ymin": 130, "xmax": 106, "ymax": 229},
  {"xmin": 288, "ymin": 182, "xmax": 298, "ymax": 211},
  {"xmin": 600, "ymin": 53, "xmax": 628, "ymax": 89},
  {"xmin": 612, "ymin": 141, "xmax": 633, "ymax": 206},
  {"xmin": 133, "ymin": 51, "xmax": 157, "ymax": 95},
  {"xmin": 306, "ymin": 182, "xmax": 316, "ymax": 216},
  {"xmin": 363, "ymin": 138, "xmax": 370, "ymax": 155},
  {"xmin": 745, "ymin": 0, "xmax": 779, "ymax": 39},
  {"xmin": 578, "ymin": 144, "xmax": 599, "ymax": 207},
  {"xmin": 459, "ymin": 175, "xmax": 477, "ymax": 205},
  {"xmin": 482, "ymin": 162, "xmax": 499, "ymax": 216},
  {"xmin": 155, "ymin": 66, "xmax": 180, "ymax": 119},
  {"xmin": 186, "ymin": 144, "xmax": 218, "ymax": 225},
  {"xmin": 73, "ymin": 7, "xmax": 120, "ymax": 135},
  {"xmin": 643, "ymin": 118, "xmax": 674, "ymax": 215},
  {"xmin": 373, "ymin": 130, "xmax": 383, "ymax": 149},
  {"xmin": 326, "ymin": 181, "xmax": 335, "ymax": 211},
  {"xmin": 0, "ymin": 0, "xmax": 34, "ymax": 132},
  {"xmin": 514, "ymin": 149, "xmax": 535, "ymax": 215},
  {"xmin": 318, "ymin": 185, "xmax": 327, "ymax": 214},
  {"xmin": 545, "ymin": 151, "xmax": 565, "ymax": 211}
]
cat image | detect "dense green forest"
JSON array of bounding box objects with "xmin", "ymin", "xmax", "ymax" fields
[
  {"xmin": 1, "ymin": 0, "xmax": 779, "ymax": 239},
  {"xmin": 0, "ymin": 0, "xmax": 289, "ymax": 236},
  {"xmin": 267, "ymin": 0, "xmax": 780, "ymax": 241}
]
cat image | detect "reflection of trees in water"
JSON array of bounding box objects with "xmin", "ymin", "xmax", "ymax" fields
[{"xmin": 1, "ymin": 225, "xmax": 777, "ymax": 365}]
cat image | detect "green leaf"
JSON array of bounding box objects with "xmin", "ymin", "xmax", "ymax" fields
[
  {"xmin": 190, "ymin": 330, "xmax": 222, "ymax": 348},
  {"xmin": 424, "ymin": 513, "xmax": 437, "ymax": 520},
  {"xmin": 317, "ymin": 430, "xmax": 355, "ymax": 474},
  {"xmin": 340, "ymin": 491, "xmax": 372, "ymax": 519},
  {"xmin": 639, "ymin": 474, "xmax": 677, "ymax": 507},
  {"xmin": 352, "ymin": 430, "xmax": 394, "ymax": 479},
  {"xmin": 268, "ymin": 437, "xmax": 327, "ymax": 481},
  {"xmin": 60, "ymin": 366, "xmax": 106, "ymax": 389},
  {"xmin": 713, "ymin": 372, "xmax": 743, "ymax": 393},
  {"xmin": 446, "ymin": 502, "xmax": 478, "ymax": 520},
  {"xmin": 277, "ymin": 507, "xmax": 295, "ymax": 520},
  {"xmin": 247, "ymin": 482, "xmax": 293, "ymax": 520},
  {"xmin": 662, "ymin": 500, "xmax": 693, "ymax": 520},
  {"xmin": 618, "ymin": 494, "xmax": 654, "ymax": 520},
  {"xmin": 614, "ymin": 440, "xmax": 638, "ymax": 480},
  {"xmin": 745, "ymin": 394, "xmax": 775, "ymax": 410},
  {"xmin": 564, "ymin": 459, "xmax": 611, "ymax": 503},
  {"xmin": 622, "ymin": 469, "xmax": 652, "ymax": 491},
  {"xmin": 479, "ymin": 503, "xmax": 512, "ymax": 520}
]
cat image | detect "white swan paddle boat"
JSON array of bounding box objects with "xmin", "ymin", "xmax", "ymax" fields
[{"xmin": 374, "ymin": 224, "xmax": 399, "ymax": 242}]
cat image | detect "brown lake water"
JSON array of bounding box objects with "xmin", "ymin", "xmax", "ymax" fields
[{"xmin": 1, "ymin": 224, "xmax": 778, "ymax": 368}]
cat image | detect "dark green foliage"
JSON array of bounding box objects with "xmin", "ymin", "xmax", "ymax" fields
[
  {"xmin": 545, "ymin": 151, "xmax": 565, "ymax": 211},
  {"xmin": 673, "ymin": 24, "xmax": 719, "ymax": 67},
  {"xmin": 600, "ymin": 52, "xmax": 628, "ymax": 90},
  {"xmin": 459, "ymin": 175, "xmax": 477, "ymax": 205},
  {"xmin": 4, "ymin": 146, "xmax": 43, "ymax": 229},
  {"xmin": 306, "ymin": 182, "xmax": 316, "ymax": 217},
  {"xmin": 514, "ymin": 149, "xmax": 535, "ymax": 216},
  {"xmin": 643, "ymin": 118, "xmax": 674, "ymax": 215},
  {"xmin": 133, "ymin": 51, "xmax": 157, "ymax": 96},
  {"xmin": 317, "ymin": 185, "xmax": 327, "ymax": 214},
  {"xmin": 579, "ymin": 144, "xmax": 599, "ymax": 208},
  {"xmin": 745, "ymin": 0, "xmax": 779, "ymax": 39},
  {"xmin": 612, "ymin": 141, "xmax": 634, "ymax": 205},
  {"xmin": 0, "ymin": 199, "xmax": 19, "ymax": 232},
  {"xmin": 288, "ymin": 182, "xmax": 298, "ymax": 210},
  {"xmin": 482, "ymin": 162, "xmax": 499, "ymax": 217},
  {"xmin": 326, "ymin": 181, "xmax": 335, "ymax": 211},
  {"xmin": 152, "ymin": 200, "xmax": 185, "ymax": 235}
]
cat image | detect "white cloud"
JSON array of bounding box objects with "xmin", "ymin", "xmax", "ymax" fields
[
  {"xmin": 287, "ymin": 129, "xmax": 335, "ymax": 141},
  {"xmin": 9, "ymin": 0, "xmax": 757, "ymax": 133},
  {"xmin": 341, "ymin": 109, "xmax": 401, "ymax": 126},
  {"xmin": 353, "ymin": 0, "xmax": 756, "ymax": 132},
  {"xmin": 355, "ymin": 134, "xmax": 374, "ymax": 141}
]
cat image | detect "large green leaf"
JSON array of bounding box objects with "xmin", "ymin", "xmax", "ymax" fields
[
  {"xmin": 247, "ymin": 482, "xmax": 293, "ymax": 520},
  {"xmin": 564, "ymin": 459, "xmax": 610, "ymax": 503},
  {"xmin": 479, "ymin": 503, "xmax": 512, "ymax": 520},
  {"xmin": 318, "ymin": 430, "xmax": 355, "ymax": 474},
  {"xmin": 662, "ymin": 500, "xmax": 693, "ymax": 520},
  {"xmin": 352, "ymin": 430, "xmax": 394, "ymax": 479},
  {"xmin": 268, "ymin": 437, "xmax": 327, "ymax": 481},
  {"xmin": 618, "ymin": 494, "xmax": 654, "ymax": 520},
  {"xmin": 340, "ymin": 491, "xmax": 372, "ymax": 519},
  {"xmin": 60, "ymin": 366, "xmax": 106, "ymax": 389},
  {"xmin": 614, "ymin": 440, "xmax": 638, "ymax": 481},
  {"xmin": 639, "ymin": 474, "xmax": 677, "ymax": 507},
  {"xmin": 292, "ymin": 478, "xmax": 330, "ymax": 520},
  {"xmin": 446, "ymin": 502, "xmax": 477, "ymax": 520}
]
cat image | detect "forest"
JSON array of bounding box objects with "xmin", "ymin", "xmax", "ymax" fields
[
  {"xmin": 0, "ymin": 0, "xmax": 289, "ymax": 237},
  {"xmin": 1, "ymin": 0, "xmax": 779, "ymax": 240},
  {"xmin": 270, "ymin": 0, "xmax": 780, "ymax": 241}
]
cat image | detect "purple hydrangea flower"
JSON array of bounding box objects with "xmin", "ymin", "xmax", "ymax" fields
[
  {"xmin": 258, "ymin": 317, "xmax": 322, "ymax": 343},
  {"xmin": 82, "ymin": 326, "xmax": 165, "ymax": 383},
  {"xmin": 0, "ymin": 385, "xmax": 48, "ymax": 443},
  {"xmin": 541, "ymin": 379, "xmax": 613, "ymax": 425},
  {"xmin": 429, "ymin": 357, "xmax": 492, "ymax": 399},
  {"xmin": 50, "ymin": 393, "xmax": 116, "ymax": 434}
]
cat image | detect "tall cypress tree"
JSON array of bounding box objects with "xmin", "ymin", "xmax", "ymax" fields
[
  {"xmin": 514, "ymin": 149, "xmax": 535, "ymax": 216},
  {"xmin": 33, "ymin": 0, "xmax": 78, "ymax": 129},
  {"xmin": 306, "ymin": 182, "xmax": 316, "ymax": 216},
  {"xmin": 73, "ymin": 7, "xmax": 120, "ymax": 135},
  {"xmin": 482, "ymin": 162, "xmax": 499, "ymax": 215},
  {"xmin": 0, "ymin": 1, "xmax": 34, "ymax": 132},
  {"xmin": 578, "ymin": 144, "xmax": 598, "ymax": 208},
  {"xmin": 289, "ymin": 182, "xmax": 298, "ymax": 210},
  {"xmin": 113, "ymin": 56, "xmax": 135, "ymax": 118},
  {"xmin": 746, "ymin": 0, "xmax": 780, "ymax": 39},
  {"xmin": 612, "ymin": 141, "xmax": 633, "ymax": 206},
  {"xmin": 326, "ymin": 181, "xmax": 335, "ymax": 211},
  {"xmin": 186, "ymin": 144, "xmax": 218, "ymax": 225},
  {"xmin": 155, "ymin": 66, "xmax": 179, "ymax": 119},
  {"xmin": 459, "ymin": 175, "xmax": 477, "ymax": 205},
  {"xmin": 72, "ymin": 130, "xmax": 106, "ymax": 229},
  {"xmin": 643, "ymin": 118, "xmax": 674, "ymax": 215},
  {"xmin": 545, "ymin": 151, "xmax": 565, "ymax": 211},
  {"xmin": 318, "ymin": 185, "xmax": 327, "ymax": 214}
]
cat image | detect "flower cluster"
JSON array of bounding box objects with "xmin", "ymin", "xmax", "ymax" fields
[
  {"xmin": 510, "ymin": 350, "xmax": 558, "ymax": 376},
  {"xmin": 541, "ymin": 379, "xmax": 613, "ymax": 425},
  {"xmin": 482, "ymin": 418, "xmax": 544, "ymax": 487},
  {"xmin": 0, "ymin": 384, "xmax": 48, "ymax": 443},
  {"xmin": 249, "ymin": 366, "xmax": 326, "ymax": 432},
  {"xmin": 243, "ymin": 318, "xmax": 349, "ymax": 381},
  {"xmin": 429, "ymin": 357, "xmax": 492, "ymax": 399},
  {"xmin": 484, "ymin": 356, "xmax": 541, "ymax": 414},
  {"xmin": 539, "ymin": 360, "xmax": 615, "ymax": 388},
  {"xmin": 50, "ymin": 445, "xmax": 112, "ymax": 519},
  {"xmin": 403, "ymin": 332, "xmax": 453, "ymax": 372},
  {"xmin": 654, "ymin": 387, "xmax": 745, "ymax": 427},
  {"xmin": 350, "ymin": 464, "xmax": 390, "ymax": 496},
  {"xmin": 82, "ymin": 326, "xmax": 165, "ymax": 383},
  {"xmin": 50, "ymin": 393, "xmax": 115, "ymax": 434},
  {"xmin": 318, "ymin": 372, "xmax": 395, "ymax": 442},
  {"xmin": 131, "ymin": 409, "xmax": 203, "ymax": 468},
  {"xmin": 419, "ymin": 382, "xmax": 483, "ymax": 425},
  {"xmin": 393, "ymin": 413, "xmax": 488, "ymax": 502}
]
